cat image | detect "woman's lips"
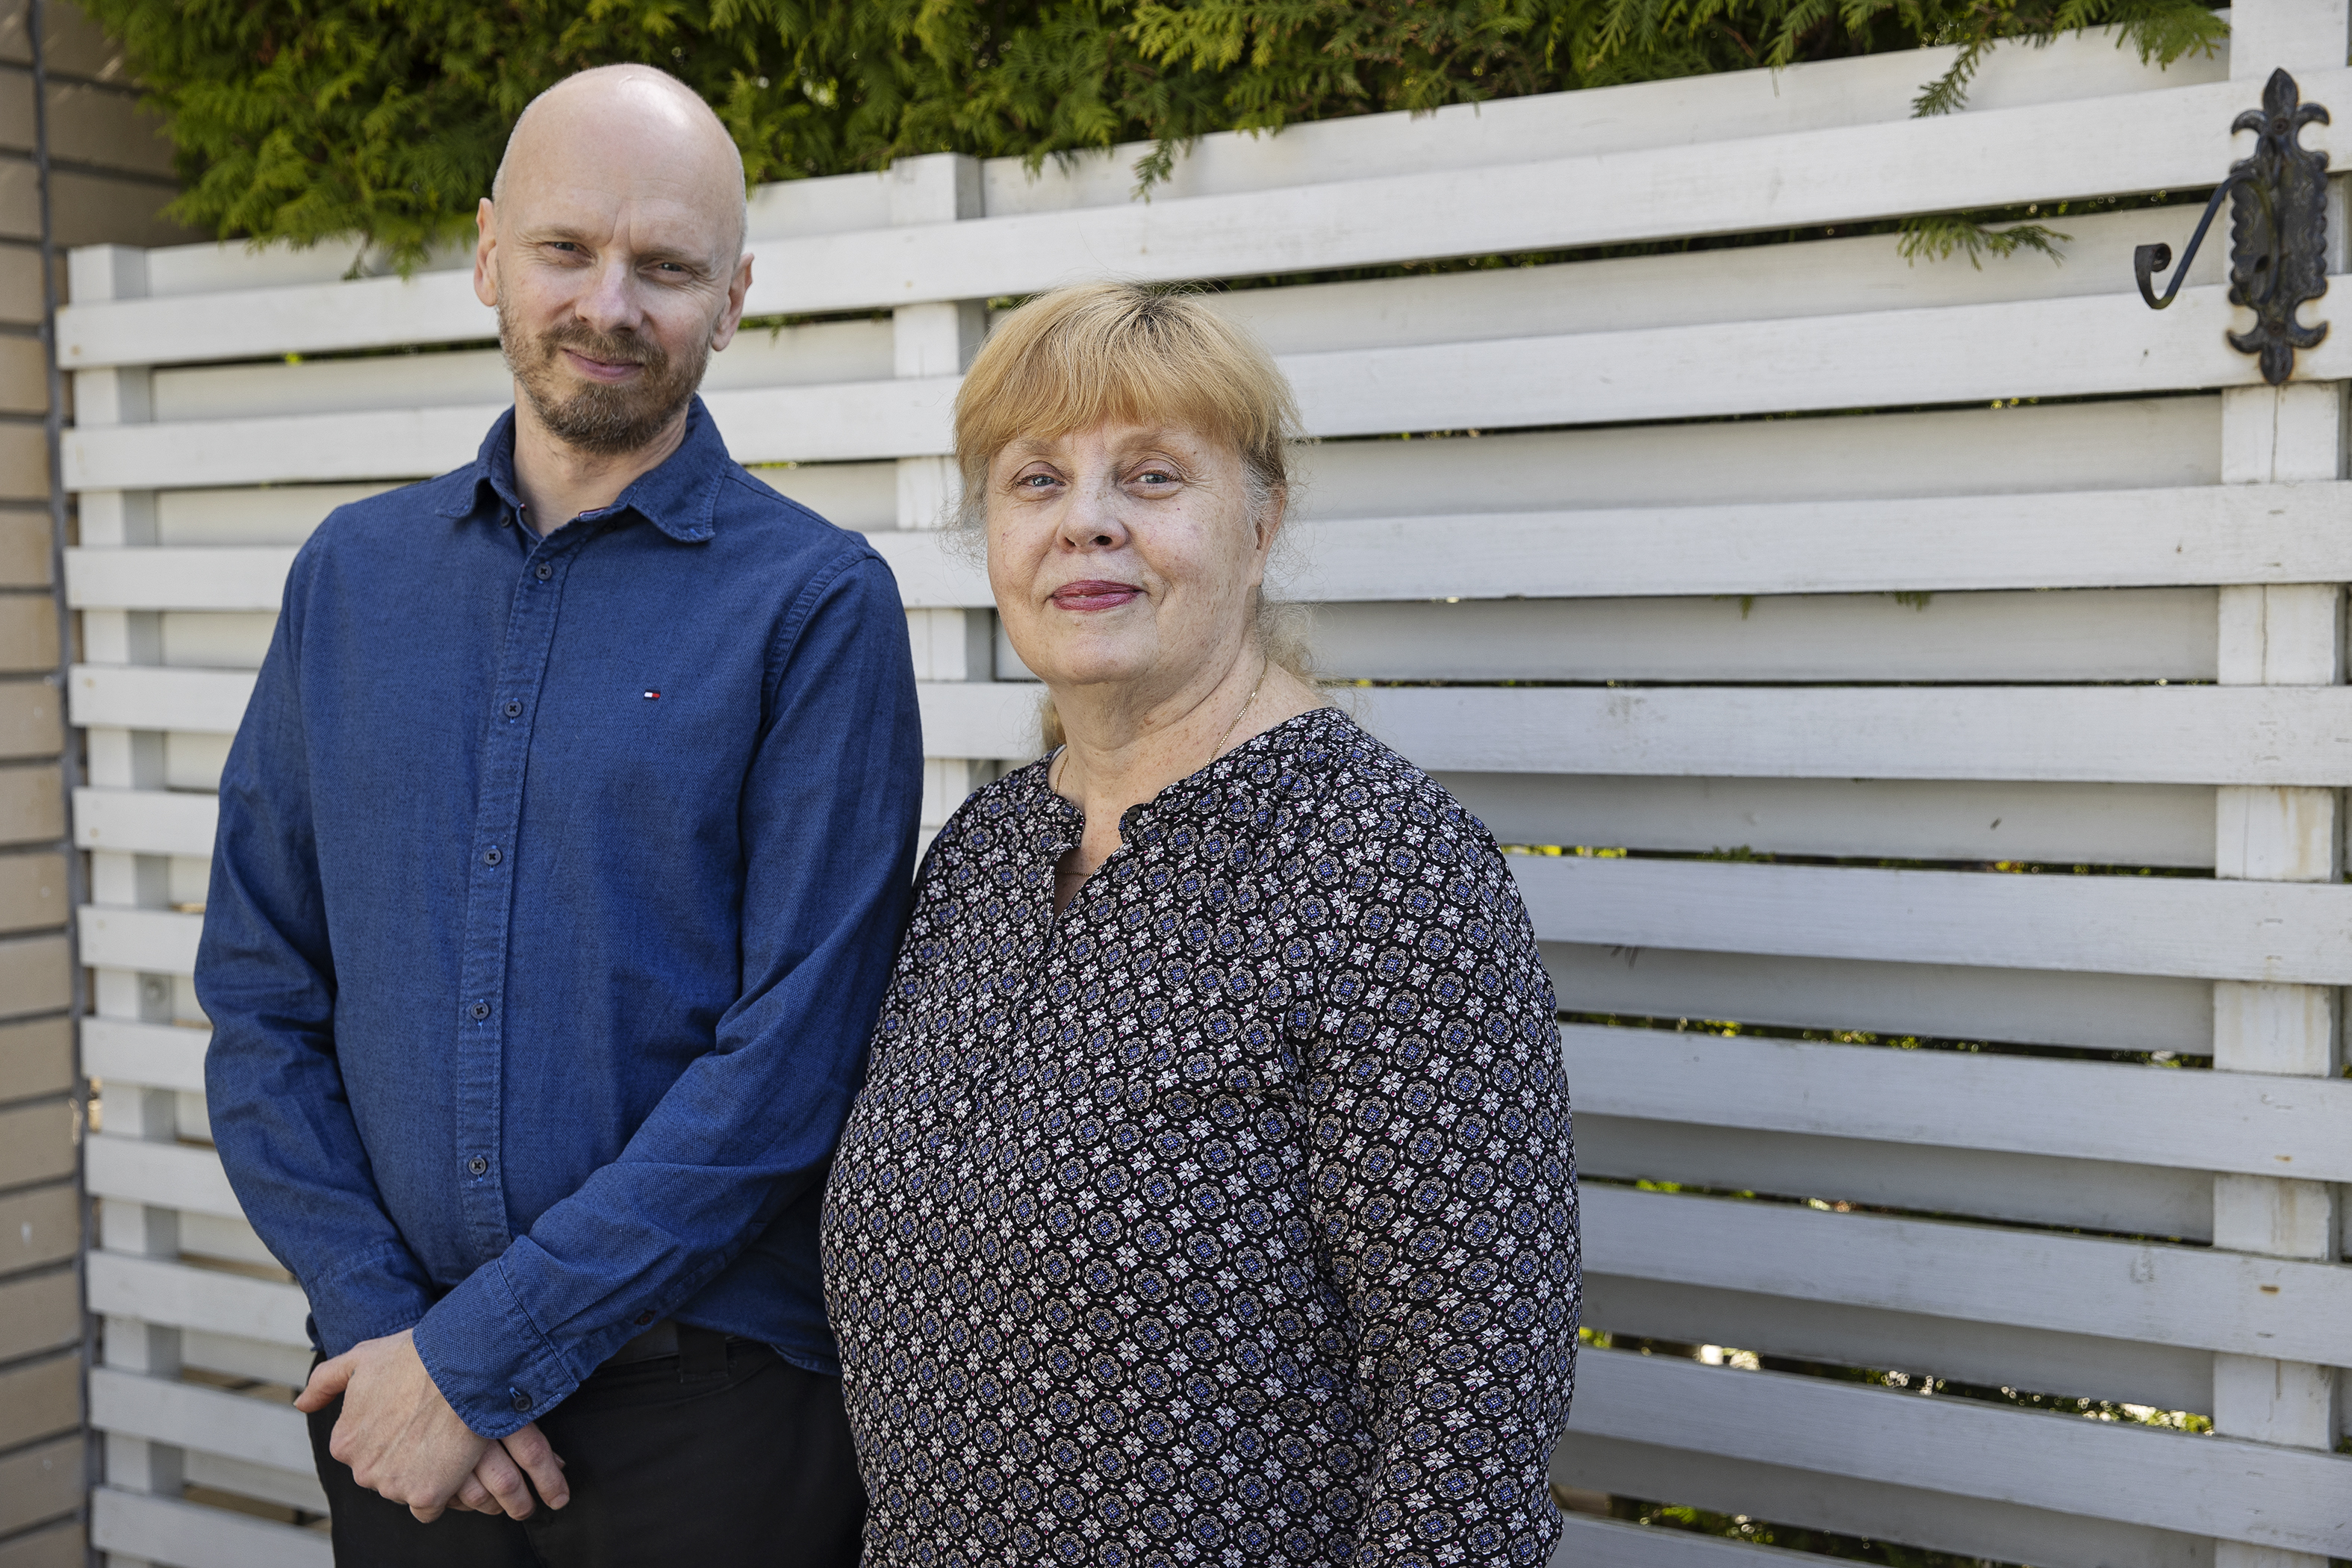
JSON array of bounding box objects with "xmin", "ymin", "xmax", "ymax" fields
[{"xmin": 1051, "ymin": 580, "xmax": 1142, "ymax": 612}]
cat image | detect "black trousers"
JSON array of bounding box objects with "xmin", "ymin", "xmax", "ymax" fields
[{"xmin": 307, "ymin": 1334, "xmax": 866, "ymax": 1568}]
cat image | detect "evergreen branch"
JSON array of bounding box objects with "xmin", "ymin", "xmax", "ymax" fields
[{"xmin": 1896, "ymin": 212, "xmax": 2071, "ymax": 268}]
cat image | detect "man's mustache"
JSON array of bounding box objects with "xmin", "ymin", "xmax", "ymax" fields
[{"xmin": 539, "ymin": 326, "xmax": 664, "ymax": 370}]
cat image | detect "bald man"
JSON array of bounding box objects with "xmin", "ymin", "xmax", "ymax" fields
[{"xmin": 196, "ymin": 65, "xmax": 918, "ymax": 1566}]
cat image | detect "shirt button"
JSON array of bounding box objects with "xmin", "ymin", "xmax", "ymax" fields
[
  {"xmin": 467, "ymin": 1155, "xmax": 488, "ymax": 1176},
  {"xmin": 535, "ymin": 563, "xmax": 553, "ymax": 582},
  {"xmin": 635, "ymin": 1310, "xmax": 655, "ymax": 1326},
  {"xmin": 482, "ymin": 847, "xmax": 503, "ymax": 866},
  {"xmin": 503, "ymin": 700, "xmax": 522, "ymax": 718},
  {"xmin": 509, "ymin": 1387, "xmax": 532, "ymax": 1413},
  {"xmin": 469, "ymin": 1001, "xmax": 491, "ymax": 1021}
]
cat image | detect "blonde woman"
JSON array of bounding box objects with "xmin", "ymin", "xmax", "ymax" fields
[{"xmin": 822, "ymin": 284, "xmax": 1578, "ymax": 1566}]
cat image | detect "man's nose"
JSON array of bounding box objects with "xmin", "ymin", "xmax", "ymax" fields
[{"xmin": 576, "ymin": 257, "xmax": 639, "ymax": 333}]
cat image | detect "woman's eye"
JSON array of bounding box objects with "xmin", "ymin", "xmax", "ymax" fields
[
  {"xmin": 1018, "ymin": 473, "xmax": 1058, "ymax": 490},
  {"xmin": 1134, "ymin": 470, "xmax": 1175, "ymax": 487}
]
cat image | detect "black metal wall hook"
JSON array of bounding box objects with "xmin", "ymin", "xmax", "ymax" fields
[{"xmin": 2134, "ymin": 68, "xmax": 2330, "ymax": 385}]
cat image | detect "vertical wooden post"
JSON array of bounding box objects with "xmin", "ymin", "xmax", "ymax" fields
[
  {"xmin": 2214, "ymin": 10, "xmax": 2351, "ymax": 1557},
  {"xmin": 888, "ymin": 155, "xmax": 993, "ymax": 854},
  {"xmin": 66, "ymin": 242, "xmax": 178, "ymax": 1568}
]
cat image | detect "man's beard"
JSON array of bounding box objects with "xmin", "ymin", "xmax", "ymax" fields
[{"xmin": 498, "ymin": 294, "xmax": 712, "ymax": 456}]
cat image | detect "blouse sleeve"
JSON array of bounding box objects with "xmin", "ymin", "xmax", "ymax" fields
[{"xmin": 1302, "ymin": 786, "xmax": 1581, "ymax": 1566}]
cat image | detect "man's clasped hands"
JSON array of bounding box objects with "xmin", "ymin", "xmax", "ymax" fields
[{"xmin": 296, "ymin": 1331, "xmax": 570, "ymax": 1522}]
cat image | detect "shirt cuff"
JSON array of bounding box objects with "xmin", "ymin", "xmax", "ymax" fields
[
  {"xmin": 302, "ymin": 1244, "xmax": 435, "ymax": 1357},
  {"xmin": 410, "ymin": 1254, "xmax": 578, "ymax": 1440}
]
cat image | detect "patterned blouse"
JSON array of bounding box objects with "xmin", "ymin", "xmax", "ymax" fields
[{"xmin": 821, "ymin": 707, "xmax": 1580, "ymax": 1567}]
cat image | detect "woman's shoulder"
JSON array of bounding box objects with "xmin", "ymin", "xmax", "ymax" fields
[
  {"xmin": 914, "ymin": 756, "xmax": 1063, "ymax": 880},
  {"xmin": 1288, "ymin": 706, "xmax": 1505, "ymax": 865}
]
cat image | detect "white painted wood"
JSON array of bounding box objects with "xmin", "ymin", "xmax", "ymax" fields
[
  {"xmin": 1549, "ymin": 1513, "xmax": 1826, "ymax": 1567},
  {"xmin": 1584, "ymin": 1185, "xmax": 2352, "ymax": 1365},
  {"xmin": 1562, "ymin": 1027, "xmax": 2352, "ymax": 1181},
  {"xmin": 78, "ymin": 906, "xmax": 201, "ymax": 976},
  {"xmin": 55, "ymin": 63, "xmax": 2304, "ymax": 370},
  {"xmin": 81, "ymin": 1016, "xmax": 208, "ymax": 1092},
  {"xmin": 1580, "ymin": 1114, "xmax": 2211, "ymax": 1242},
  {"xmin": 84, "ymin": 1133, "xmax": 238, "ymax": 1219},
  {"xmin": 84, "ymin": 1254, "xmax": 307, "ymax": 1348},
  {"xmin": 1567, "ymin": 1346, "xmax": 2352, "ymax": 1554},
  {"xmin": 1304, "ymin": 590, "xmax": 2216, "ymax": 684},
  {"xmin": 1514, "ymin": 853, "xmax": 2352, "ymax": 984},
  {"xmin": 118, "ymin": 476, "xmax": 2352, "ymax": 616},
  {"xmin": 68, "ymin": 547, "xmax": 296, "ymax": 612},
  {"xmin": 1547, "ymin": 942, "xmax": 2214, "ymax": 1056},
  {"xmin": 91, "ymin": 1485, "xmax": 329, "ymax": 1568},
  {"xmin": 178, "ymin": 1213, "xmax": 278, "ymax": 1272},
  {"xmin": 181, "ymin": 1452, "xmax": 327, "ymax": 1516},
  {"xmin": 1552, "ymin": 1430, "xmax": 2212, "ymax": 1568},
  {"xmin": 1584, "ymin": 1274, "xmax": 2213, "ymax": 1416},
  {"xmin": 1447, "ymin": 775, "xmax": 2216, "ymax": 868},
  {"xmin": 157, "ymin": 484, "xmax": 389, "ymax": 549},
  {"xmin": 922, "ymin": 677, "xmax": 2352, "ymax": 784},
  {"xmin": 74, "ymin": 788, "xmax": 217, "ymax": 858},
  {"xmin": 55, "ymin": 288, "xmax": 2317, "ymax": 494},
  {"xmin": 180, "ymin": 1331, "xmax": 314, "ymax": 1392},
  {"xmin": 89, "ymin": 1367, "xmax": 312, "ymax": 1474}
]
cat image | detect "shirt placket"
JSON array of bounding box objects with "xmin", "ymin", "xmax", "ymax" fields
[{"xmin": 452, "ymin": 525, "xmax": 582, "ymax": 1260}]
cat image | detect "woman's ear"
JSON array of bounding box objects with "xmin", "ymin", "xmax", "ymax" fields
[{"xmin": 1254, "ymin": 485, "xmax": 1287, "ymax": 551}]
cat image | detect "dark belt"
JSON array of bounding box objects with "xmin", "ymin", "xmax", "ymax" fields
[{"xmin": 602, "ymin": 1319, "xmax": 741, "ymax": 1380}]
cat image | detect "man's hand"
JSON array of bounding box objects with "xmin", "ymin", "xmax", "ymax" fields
[
  {"xmin": 448, "ymin": 1422, "xmax": 570, "ymax": 1519},
  {"xmin": 296, "ymin": 1329, "xmax": 499, "ymax": 1522}
]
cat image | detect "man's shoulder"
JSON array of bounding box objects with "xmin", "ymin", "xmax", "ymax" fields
[
  {"xmin": 299, "ymin": 467, "xmax": 480, "ymax": 559},
  {"xmin": 706, "ymin": 465, "xmax": 892, "ymax": 588}
]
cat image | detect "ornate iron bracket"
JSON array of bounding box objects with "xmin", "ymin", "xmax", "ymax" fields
[{"xmin": 2135, "ymin": 68, "xmax": 2330, "ymax": 385}]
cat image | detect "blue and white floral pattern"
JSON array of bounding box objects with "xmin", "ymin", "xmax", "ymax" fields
[{"xmin": 823, "ymin": 708, "xmax": 1579, "ymax": 1567}]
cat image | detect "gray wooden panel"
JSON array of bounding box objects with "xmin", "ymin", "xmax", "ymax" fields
[
  {"xmin": 1584, "ymin": 1273, "xmax": 2212, "ymax": 1414},
  {"xmin": 1549, "ymin": 1433, "xmax": 2212, "ymax": 1568},
  {"xmin": 1579, "ymin": 1117, "xmax": 2212, "ymax": 1241},
  {"xmin": 1292, "ymin": 396, "xmax": 2219, "ymax": 520},
  {"xmin": 1544, "ymin": 942, "xmax": 2212, "ymax": 1054},
  {"xmin": 1308, "ymin": 588, "xmax": 2217, "ymax": 682},
  {"xmin": 1446, "ymin": 774, "xmax": 2215, "ymax": 868}
]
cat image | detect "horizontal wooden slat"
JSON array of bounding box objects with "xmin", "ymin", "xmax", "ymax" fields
[
  {"xmin": 82, "ymin": 1014, "xmax": 208, "ymax": 1092},
  {"xmin": 1568, "ymin": 1345, "xmax": 2351, "ymax": 1554},
  {"xmin": 1565, "ymin": 1027, "xmax": 2352, "ymax": 1180},
  {"xmin": 74, "ymin": 785, "xmax": 217, "ymax": 857},
  {"xmin": 1548, "ymin": 942, "xmax": 2209, "ymax": 1056},
  {"xmin": 0, "ymin": 1517, "xmax": 84, "ymax": 1568},
  {"xmin": 1451, "ymin": 774, "xmax": 2216, "ymax": 869},
  {"xmin": 1549, "ymin": 1514, "xmax": 1825, "ymax": 1567},
  {"xmin": 66, "ymin": 546, "xmax": 296, "ymax": 612},
  {"xmin": 90, "ymin": 1486, "xmax": 329, "ymax": 1568},
  {"xmin": 64, "ymin": 376, "xmax": 961, "ymax": 490},
  {"xmin": 1519, "ymin": 854, "xmax": 2352, "ymax": 984},
  {"xmin": 1581, "ymin": 1114, "xmax": 2210, "ymax": 1242},
  {"xmin": 78, "ymin": 903, "xmax": 199, "ymax": 974},
  {"xmin": 1584, "ymin": 1274, "xmax": 2210, "ymax": 1416},
  {"xmin": 0, "ymin": 848, "xmax": 65, "ymax": 933},
  {"xmin": 183, "ymin": 1450, "xmax": 329, "ymax": 1515},
  {"xmin": 927, "ymin": 678, "xmax": 2352, "ymax": 785},
  {"xmin": 86, "ymin": 1252, "xmax": 307, "ymax": 1348},
  {"xmin": 1552, "ymin": 1429, "xmax": 2206, "ymax": 1568},
  {"xmin": 90, "ymin": 1366, "xmax": 311, "ymax": 1478},
  {"xmin": 55, "ymin": 64, "xmax": 2324, "ymax": 369},
  {"xmin": 84, "ymin": 1130, "xmax": 238, "ymax": 1217},
  {"xmin": 54, "ymin": 285, "xmax": 2295, "ymax": 494},
  {"xmin": 1586, "ymin": 1185, "xmax": 2351, "ymax": 1366},
  {"xmin": 114, "ymin": 475, "xmax": 2352, "ymax": 616}
]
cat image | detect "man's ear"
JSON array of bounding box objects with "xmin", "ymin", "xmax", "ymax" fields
[
  {"xmin": 472, "ymin": 198, "xmax": 500, "ymax": 310},
  {"xmin": 710, "ymin": 251, "xmax": 754, "ymax": 353}
]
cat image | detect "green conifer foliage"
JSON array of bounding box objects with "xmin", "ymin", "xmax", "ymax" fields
[{"xmin": 81, "ymin": 0, "xmax": 2222, "ymax": 267}]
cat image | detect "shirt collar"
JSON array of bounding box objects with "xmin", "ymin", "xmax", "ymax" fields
[{"xmin": 431, "ymin": 396, "xmax": 728, "ymax": 544}]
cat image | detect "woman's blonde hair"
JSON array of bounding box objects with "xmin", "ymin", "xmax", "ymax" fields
[{"xmin": 953, "ymin": 282, "xmax": 1314, "ymax": 750}]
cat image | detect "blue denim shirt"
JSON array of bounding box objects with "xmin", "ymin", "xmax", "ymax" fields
[{"xmin": 197, "ymin": 399, "xmax": 922, "ymax": 1438}]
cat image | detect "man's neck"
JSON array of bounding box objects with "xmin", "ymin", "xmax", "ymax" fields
[{"xmin": 508, "ymin": 396, "xmax": 691, "ymax": 537}]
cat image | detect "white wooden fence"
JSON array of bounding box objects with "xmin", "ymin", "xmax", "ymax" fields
[{"xmin": 57, "ymin": 1, "xmax": 2352, "ymax": 1562}]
